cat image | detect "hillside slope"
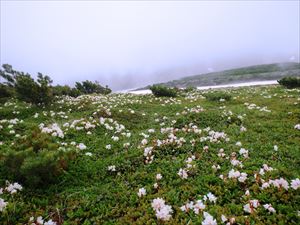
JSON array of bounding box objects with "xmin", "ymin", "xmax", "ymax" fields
[{"xmin": 141, "ymin": 62, "xmax": 300, "ymax": 89}]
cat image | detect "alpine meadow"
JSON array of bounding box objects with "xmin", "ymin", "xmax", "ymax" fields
[
  {"xmin": 0, "ymin": 64, "xmax": 299, "ymax": 224},
  {"xmin": 1, "ymin": 1, "xmax": 300, "ymax": 224}
]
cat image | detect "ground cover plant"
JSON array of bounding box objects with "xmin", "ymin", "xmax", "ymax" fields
[{"xmin": 0, "ymin": 84, "xmax": 299, "ymax": 224}]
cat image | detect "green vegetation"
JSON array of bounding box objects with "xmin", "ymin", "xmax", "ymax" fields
[
  {"xmin": 1, "ymin": 128, "xmax": 77, "ymax": 188},
  {"xmin": 0, "ymin": 83, "xmax": 299, "ymax": 224},
  {"xmin": 75, "ymin": 80, "xmax": 111, "ymax": 95},
  {"xmin": 150, "ymin": 85, "xmax": 177, "ymax": 97},
  {"xmin": 278, "ymin": 76, "xmax": 300, "ymax": 89},
  {"xmin": 0, "ymin": 64, "xmax": 111, "ymax": 105},
  {"xmin": 203, "ymin": 91, "xmax": 232, "ymax": 102},
  {"xmin": 0, "ymin": 64, "xmax": 54, "ymax": 105}
]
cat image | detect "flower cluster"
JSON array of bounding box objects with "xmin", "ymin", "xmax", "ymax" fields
[
  {"xmin": 0, "ymin": 181, "xmax": 23, "ymax": 212},
  {"xmin": 151, "ymin": 198, "xmax": 173, "ymax": 221},
  {"xmin": 228, "ymin": 169, "xmax": 248, "ymax": 183},
  {"xmin": 243, "ymin": 199, "xmax": 260, "ymax": 213},
  {"xmin": 40, "ymin": 123, "xmax": 64, "ymax": 138},
  {"xmin": 178, "ymin": 155, "xmax": 196, "ymax": 179},
  {"xmin": 29, "ymin": 216, "xmax": 57, "ymax": 225}
]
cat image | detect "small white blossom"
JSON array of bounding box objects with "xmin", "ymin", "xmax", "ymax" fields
[
  {"xmin": 178, "ymin": 168, "xmax": 188, "ymax": 179},
  {"xmin": 77, "ymin": 143, "xmax": 87, "ymax": 150},
  {"xmin": 263, "ymin": 204, "xmax": 276, "ymax": 213},
  {"xmin": 156, "ymin": 174, "xmax": 162, "ymax": 180},
  {"xmin": 0, "ymin": 198, "xmax": 8, "ymax": 212},
  {"xmin": 108, "ymin": 165, "xmax": 116, "ymax": 172},
  {"xmin": 202, "ymin": 212, "xmax": 217, "ymax": 225},
  {"xmin": 137, "ymin": 188, "xmax": 146, "ymax": 197},
  {"xmin": 291, "ymin": 178, "xmax": 300, "ymax": 190}
]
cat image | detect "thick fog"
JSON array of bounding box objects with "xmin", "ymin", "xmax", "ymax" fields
[{"xmin": 1, "ymin": 1, "xmax": 299, "ymax": 91}]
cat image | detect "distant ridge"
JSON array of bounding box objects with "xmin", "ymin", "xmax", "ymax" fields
[{"xmin": 137, "ymin": 62, "xmax": 300, "ymax": 90}]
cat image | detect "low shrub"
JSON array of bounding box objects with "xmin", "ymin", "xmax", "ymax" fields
[
  {"xmin": 149, "ymin": 85, "xmax": 177, "ymax": 97},
  {"xmin": 53, "ymin": 85, "xmax": 81, "ymax": 97},
  {"xmin": 0, "ymin": 84, "xmax": 14, "ymax": 103},
  {"xmin": 183, "ymin": 86, "xmax": 197, "ymax": 92},
  {"xmin": 277, "ymin": 76, "xmax": 300, "ymax": 89},
  {"xmin": 75, "ymin": 80, "xmax": 111, "ymax": 95},
  {"xmin": 204, "ymin": 91, "xmax": 232, "ymax": 102},
  {"xmin": 0, "ymin": 129, "xmax": 77, "ymax": 188},
  {"xmin": 0, "ymin": 64, "xmax": 54, "ymax": 105}
]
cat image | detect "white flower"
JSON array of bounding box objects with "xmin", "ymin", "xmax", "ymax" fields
[
  {"xmin": 238, "ymin": 173, "xmax": 248, "ymax": 183},
  {"xmin": 204, "ymin": 192, "xmax": 217, "ymax": 203},
  {"xmin": 294, "ymin": 124, "xmax": 300, "ymax": 130},
  {"xmin": 137, "ymin": 188, "xmax": 146, "ymax": 197},
  {"xmin": 151, "ymin": 198, "xmax": 165, "ymax": 211},
  {"xmin": 108, "ymin": 165, "xmax": 116, "ymax": 172},
  {"xmin": 106, "ymin": 144, "xmax": 111, "ymax": 150},
  {"xmin": 77, "ymin": 143, "xmax": 87, "ymax": 150},
  {"xmin": 239, "ymin": 148, "xmax": 248, "ymax": 158},
  {"xmin": 144, "ymin": 147, "xmax": 153, "ymax": 156},
  {"xmin": 230, "ymin": 159, "xmax": 242, "ymax": 167},
  {"xmin": 112, "ymin": 136, "xmax": 119, "ymax": 141},
  {"xmin": 123, "ymin": 142, "xmax": 130, "ymax": 148},
  {"xmin": 202, "ymin": 212, "xmax": 217, "ymax": 225},
  {"xmin": 243, "ymin": 203, "xmax": 252, "ymax": 213},
  {"xmin": 240, "ymin": 126, "xmax": 247, "ymax": 132},
  {"xmin": 37, "ymin": 216, "xmax": 44, "ymax": 224},
  {"xmin": 275, "ymin": 178, "xmax": 289, "ymax": 190},
  {"xmin": 0, "ymin": 198, "xmax": 7, "ymax": 212},
  {"xmin": 236, "ymin": 141, "xmax": 242, "ymax": 146},
  {"xmin": 44, "ymin": 220, "xmax": 57, "ymax": 225},
  {"xmin": 178, "ymin": 168, "xmax": 188, "ymax": 179},
  {"xmin": 6, "ymin": 182, "xmax": 22, "ymax": 194},
  {"xmin": 153, "ymin": 183, "xmax": 158, "ymax": 189},
  {"xmin": 193, "ymin": 200, "xmax": 206, "ymax": 214},
  {"xmin": 180, "ymin": 202, "xmax": 194, "ymax": 212},
  {"xmin": 263, "ymin": 204, "xmax": 276, "ymax": 213},
  {"xmin": 156, "ymin": 174, "xmax": 162, "ymax": 180},
  {"xmin": 274, "ymin": 145, "xmax": 278, "ymax": 151},
  {"xmin": 155, "ymin": 204, "xmax": 173, "ymax": 221},
  {"xmin": 85, "ymin": 152, "xmax": 92, "ymax": 156},
  {"xmin": 244, "ymin": 200, "xmax": 259, "ymax": 214},
  {"xmin": 291, "ymin": 178, "xmax": 300, "ymax": 190},
  {"xmin": 212, "ymin": 164, "xmax": 220, "ymax": 171},
  {"xmin": 245, "ymin": 189, "xmax": 250, "ymax": 196},
  {"xmin": 221, "ymin": 214, "xmax": 228, "ymax": 223},
  {"xmin": 251, "ymin": 199, "xmax": 260, "ymax": 208},
  {"xmin": 151, "ymin": 198, "xmax": 172, "ymax": 221},
  {"xmin": 228, "ymin": 169, "xmax": 240, "ymax": 179},
  {"xmin": 261, "ymin": 182, "xmax": 270, "ymax": 189},
  {"xmin": 141, "ymin": 138, "xmax": 148, "ymax": 145}
]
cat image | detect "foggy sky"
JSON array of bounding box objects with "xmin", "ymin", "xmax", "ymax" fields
[{"xmin": 1, "ymin": 1, "xmax": 299, "ymax": 91}]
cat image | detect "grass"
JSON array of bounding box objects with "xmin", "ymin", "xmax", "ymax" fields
[{"xmin": 0, "ymin": 85, "xmax": 299, "ymax": 224}]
